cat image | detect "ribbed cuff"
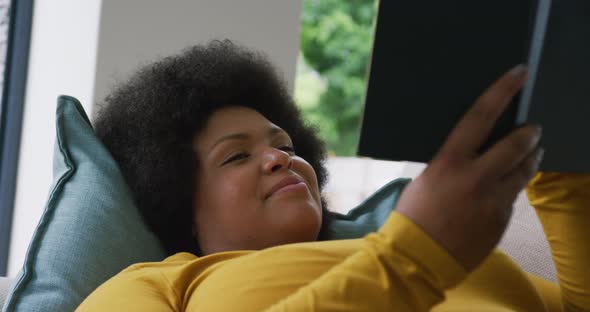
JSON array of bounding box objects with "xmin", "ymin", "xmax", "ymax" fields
[{"xmin": 379, "ymin": 212, "xmax": 467, "ymax": 290}]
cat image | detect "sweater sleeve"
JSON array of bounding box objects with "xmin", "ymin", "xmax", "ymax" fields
[
  {"xmin": 264, "ymin": 212, "xmax": 467, "ymax": 312},
  {"xmin": 526, "ymin": 172, "xmax": 590, "ymax": 311}
]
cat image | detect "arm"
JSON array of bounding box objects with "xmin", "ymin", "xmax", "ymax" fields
[
  {"xmin": 526, "ymin": 172, "xmax": 590, "ymax": 311},
  {"xmin": 264, "ymin": 66, "xmax": 535, "ymax": 311},
  {"xmin": 264, "ymin": 212, "xmax": 467, "ymax": 312}
]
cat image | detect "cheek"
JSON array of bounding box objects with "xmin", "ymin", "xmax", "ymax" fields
[
  {"xmin": 293, "ymin": 158, "xmax": 321, "ymax": 203},
  {"xmin": 194, "ymin": 165, "xmax": 265, "ymax": 254},
  {"xmin": 204, "ymin": 168, "xmax": 261, "ymax": 217}
]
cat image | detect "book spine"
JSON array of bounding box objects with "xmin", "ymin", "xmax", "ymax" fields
[{"xmin": 517, "ymin": 0, "xmax": 553, "ymax": 125}]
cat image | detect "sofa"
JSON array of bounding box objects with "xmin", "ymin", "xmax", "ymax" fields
[{"xmin": 1, "ymin": 277, "xmax": 10, "ymax": 310}]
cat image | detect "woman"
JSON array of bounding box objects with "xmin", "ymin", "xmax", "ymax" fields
[{"xmin": 78, "ymin": 40, "xmax": 589, "ymax": 311}]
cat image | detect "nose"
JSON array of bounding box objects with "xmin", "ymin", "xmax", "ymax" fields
[{"xmin": 262, "ymin": 147, "xmax": 293, "ymax": 174}]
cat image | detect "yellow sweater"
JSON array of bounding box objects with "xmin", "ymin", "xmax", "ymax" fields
[{"xmin": 77, "ymin": 173, "xmax": 589, "ymax": 311}]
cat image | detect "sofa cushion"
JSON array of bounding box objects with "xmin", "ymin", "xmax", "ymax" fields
[
  {"xmin": 326, "ymin": 177, "xmax": 410, "ymax": 239},
  {"xmin": 2, "ymin": 96, "xmax": 166, "ymax": 312},
  {"xmin": 0, "ymin": 277, "xmax": 13, "ymax": 311}
]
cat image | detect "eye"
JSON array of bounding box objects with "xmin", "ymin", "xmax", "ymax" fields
[
  {"xmin": 222, "ymin": 152, "xmax": 249, "ymax": 165},
  {"xmin": 279, "ymin": 145, "xmax": 295, "ymax": 154}
]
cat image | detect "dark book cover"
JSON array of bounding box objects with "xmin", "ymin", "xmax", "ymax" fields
[
  {"xmin": 358, "ymin": 0, "xmax": 589, "ymax": 173},
  {"xmin": 525, "ymin": 0, "xmax": 590, "ymax": 173}
]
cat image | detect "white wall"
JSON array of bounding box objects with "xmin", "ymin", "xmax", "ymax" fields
[
  {"xmin": 93, "ymin": 0, "xmax": 302, "ymax": 103},
  {"xmin": 8, "ymin": 0, "xmax": 303, "ymax": 276}
]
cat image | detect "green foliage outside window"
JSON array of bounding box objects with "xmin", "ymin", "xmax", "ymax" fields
[{"xmin": 295, "ymin": 0, "xmax": 377, "ymax": 156}]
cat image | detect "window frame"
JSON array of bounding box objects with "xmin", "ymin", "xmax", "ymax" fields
[{"xmin": 0, "ymin": 0, "xmax": 34, "ymax": 276}]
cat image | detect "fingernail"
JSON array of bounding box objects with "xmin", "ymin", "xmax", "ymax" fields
[
  {"xmin": 509, "ymin": 64, "xmax": 528, "ymax": 77},
  {"xmin": 537, "ymin": 148, "xmax": 545, "ymax": 163},
  {"xmin": 534, "ymin": 124, "xmax": 543, "ymax": 137},
  {"xmin": 527, "ymin": 125, "xmax": 542, "ymax": 147}
]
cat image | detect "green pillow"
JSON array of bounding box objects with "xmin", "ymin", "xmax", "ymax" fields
[
  {"xmin": 3, "ymin": 96, "xmax": 166, "ymax": 312},
  {"xmin": 327, "ymin": 177, "xmax": 410, "ymax": 239},
  {"xmin": 3, "ymin": 95, "xmax": 409, "ymax": 312}
]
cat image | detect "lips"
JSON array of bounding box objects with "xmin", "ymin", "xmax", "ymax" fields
[{"xmin": 266, "ymin": 176, "xmax": 305, "ymax": 199}]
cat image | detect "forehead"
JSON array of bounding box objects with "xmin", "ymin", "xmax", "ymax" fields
[{"xmin": 195, "ymin": 106, "xmax": 285, "ymax": 147}]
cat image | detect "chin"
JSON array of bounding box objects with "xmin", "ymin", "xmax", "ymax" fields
[
  {"xmin": 279, "ymin": 214, "xmax": 322, "ymax": 243},
  {"xmin": 266, "ymin": 196, "xmax": 322, "ymax": 237}
]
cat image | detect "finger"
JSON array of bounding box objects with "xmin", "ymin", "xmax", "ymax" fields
[
  {"xmin": 497, "ymin": 146, "xmax": 544, "ymax": 200},
  {"xmin": 438, "ymin": 65, "xmax": 528, "ymax": 160},
  {"xmin": 474, "ymin": 124, "xmax": 542, "ymax": 181}
]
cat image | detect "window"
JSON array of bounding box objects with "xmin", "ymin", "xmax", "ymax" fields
[
  {"xmin": 0, "ymin": 0, "xmax": 10, "ymax": 119},
  {"xmin": 295, "ymin": 0, "xmax": 378, "ymax": 156},
  {"xmin": 0, "ymin": 0, "xmax": 33, "ymax": 276}
]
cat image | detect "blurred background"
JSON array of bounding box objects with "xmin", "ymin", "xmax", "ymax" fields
[{"xmin": 295, "ymin": 0, "xmax": 377, "ymax": 157}]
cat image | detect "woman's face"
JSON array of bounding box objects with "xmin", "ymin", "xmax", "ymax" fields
[{"xmin": 193, "ymin": 106, "xmax": 323, "ymax": 255}]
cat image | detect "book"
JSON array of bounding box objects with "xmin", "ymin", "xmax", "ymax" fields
[{"xmin": 357, "ymin": 0, "xmax": 590, "ymax": 173}]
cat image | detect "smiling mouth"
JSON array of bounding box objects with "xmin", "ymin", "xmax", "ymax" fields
[
  {"xmin": 266, "ymin": 175, "xmax": 306, "ymax": 199},
  {"xmin": 271, "ymin": 181, "xmax": 307, "ymax": 197}
]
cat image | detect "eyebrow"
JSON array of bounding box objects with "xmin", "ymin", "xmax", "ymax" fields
[{"xmin": 208, "ymin": 127, "xmax": 287, "ymax": 153}]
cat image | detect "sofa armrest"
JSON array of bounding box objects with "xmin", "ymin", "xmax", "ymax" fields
[
  {"xmin": 498, "ymin": 191, "xmax": 557, "ymax": 282},
  {"xmin": 1, "ymin": 276, "xmax": 14, "ymax": 311}
]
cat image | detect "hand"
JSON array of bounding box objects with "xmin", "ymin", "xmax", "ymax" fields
[{"xmin": 396, "ymin": 65, "xmax": 544, "ymax": 272}]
